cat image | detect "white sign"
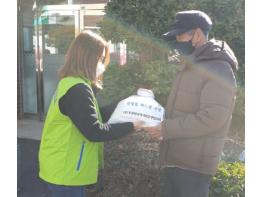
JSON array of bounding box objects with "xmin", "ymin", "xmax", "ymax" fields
[{"xmin": 108, "ymin": 89, "xmax": 165, "ymax": 127}]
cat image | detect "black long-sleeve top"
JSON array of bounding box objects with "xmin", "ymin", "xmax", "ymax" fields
[{"xmin": 58, "ymin": 83, "xmax": 134, "ymax": 142}]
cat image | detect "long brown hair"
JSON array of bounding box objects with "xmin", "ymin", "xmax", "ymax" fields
[{"xmin": 58, "ymin": 31, "xmax": 110, "ymax": 87}]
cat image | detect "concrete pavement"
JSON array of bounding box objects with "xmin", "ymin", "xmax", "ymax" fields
[
  {"xmin": 18, "ymin": 119, "xmax": 51, "ymax": 197},
  {"xmin": 17, "ymin": 119, "xmax": 44, "ymax": 140}
]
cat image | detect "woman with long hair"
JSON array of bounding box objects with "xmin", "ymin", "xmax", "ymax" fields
[{"xmin": 39, "ymin": 31, "xmax": 143, "ymax": 197}]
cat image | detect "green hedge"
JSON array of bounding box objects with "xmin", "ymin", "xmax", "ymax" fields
[
  {"xmin": 98, "ymin": 61, "xmax": 244, "ymax": 142},
  {"xmin": 101, "ymin": 0, "xmax": 245, "ymax": 85},
  {"xmin": 209, "ymin": 161, "xmax": 245, "ymax": 197},
  {"xmin": 229, "ymin": 86, "xmax": 245, "ymax": 142},
  {"xmin": 97, "ymin": 60, "xmax": 178, "ymax": 106}
]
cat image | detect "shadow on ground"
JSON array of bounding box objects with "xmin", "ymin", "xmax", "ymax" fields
[{"xmin": 18, "ymin": 138, "xmax": 51, "ymax": 197}]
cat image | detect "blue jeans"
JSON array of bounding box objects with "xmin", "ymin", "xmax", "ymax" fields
[{"xmin": 47, "ymin": 183, "xmax": 87, "ymax": 197}]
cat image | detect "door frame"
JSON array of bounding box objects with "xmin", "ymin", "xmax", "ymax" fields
[{"xmin": 33, "ymin": 4, "xmax": 105, "ymax": 120}]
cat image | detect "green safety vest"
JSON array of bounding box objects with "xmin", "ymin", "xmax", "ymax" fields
[{"xmin": 39, "ymin": 76, "xmax": 104, "ymax": 186}]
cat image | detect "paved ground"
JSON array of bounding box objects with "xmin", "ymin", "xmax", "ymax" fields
[
  {"xmin": 18, "ymin": 138, "xmax": 51, "ymax": 197},
  {"xmin": 17, "ymin": 119, "xmax": 43, "ymax": 140},
  {"xmin": 17, "ymin": 119, "xmax": 50, "ymax": 197}
]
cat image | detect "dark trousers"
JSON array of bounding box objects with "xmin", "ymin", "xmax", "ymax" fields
[
  {"xmin": 162, "ymin": 167, "xmax": 211, "ymax": 197},
  {"xmin": 47, "ymin": 183, "xmax": 87, "ymax": 197}
]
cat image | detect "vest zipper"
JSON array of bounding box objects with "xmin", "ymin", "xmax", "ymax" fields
[{"xmin": 76, "ymin": 141, "xmax": 85, "ymax": 171}]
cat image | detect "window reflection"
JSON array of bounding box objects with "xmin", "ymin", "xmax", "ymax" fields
[{"xmin": 42, "ymin": 13, "xmax": 75, "ymax": 54}]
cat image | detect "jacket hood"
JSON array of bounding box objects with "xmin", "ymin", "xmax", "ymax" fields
[{"xmin": 193, "ymin": 39, "xmax": 239, "ymax": 72}]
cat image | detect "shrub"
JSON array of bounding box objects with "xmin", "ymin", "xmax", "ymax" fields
[
  {"xmin": 229, "ymin": 86, "xmax": 245, "ymax": 142},
  {"xmin": 97, "ymin": 60, "xmax": 178, "ymax": 106},
  {"xmin": 101, "ymin": 0, "xmax": 245, "ymax": 85},
  {"xmin": 97, "ymin": 62, "xmax": 138, "ymax": 105},
  {"xmin": 210, "ymin": 161, "xmax": 245, "ymax": 197}
]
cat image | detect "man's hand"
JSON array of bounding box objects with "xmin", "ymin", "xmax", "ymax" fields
[
  {"xmin": 133, "ymin": 121, "xmax": 145, "ymax": 132},
  {"xmin": 143, "ymin": 124, "xmax": 163, "ymax": 140}
]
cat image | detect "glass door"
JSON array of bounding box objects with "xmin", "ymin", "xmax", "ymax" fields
[
  {"xmin": 79, "ymin": 7, "xmax": 104, "ymax": 32},
  {"xmin": 33, "ymin": 4, "xmax": 106, "ymax": 120},
  {"xmin": 34, "ymin": 6, "xmax": 79, "ymax": 119},
  {"xmin": 22, "ymin": 26, "xmax": 37, "ymax": 115}
]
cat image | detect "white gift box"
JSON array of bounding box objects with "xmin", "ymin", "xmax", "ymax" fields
[{"xmin": 108, "ymin": 88, "xmax": 165, "ymax": 126}]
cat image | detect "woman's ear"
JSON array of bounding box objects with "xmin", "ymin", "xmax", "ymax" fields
[{"xmin": 104, "ymin": 45, "xmax": 110, "ymax": 67}]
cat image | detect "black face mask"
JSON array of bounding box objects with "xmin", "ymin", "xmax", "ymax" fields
[{"xmin": 168, "ymin": 33, "xmax": 195, "ymax": 55}]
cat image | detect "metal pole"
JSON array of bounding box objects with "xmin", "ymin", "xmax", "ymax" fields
[
  {"xmin": 34, "ymin": 9, "xmax": 44, "ymax": 121},
  {"xmin": 17, "ymin": 0, "xmax": 24, "ymax": 120}
]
